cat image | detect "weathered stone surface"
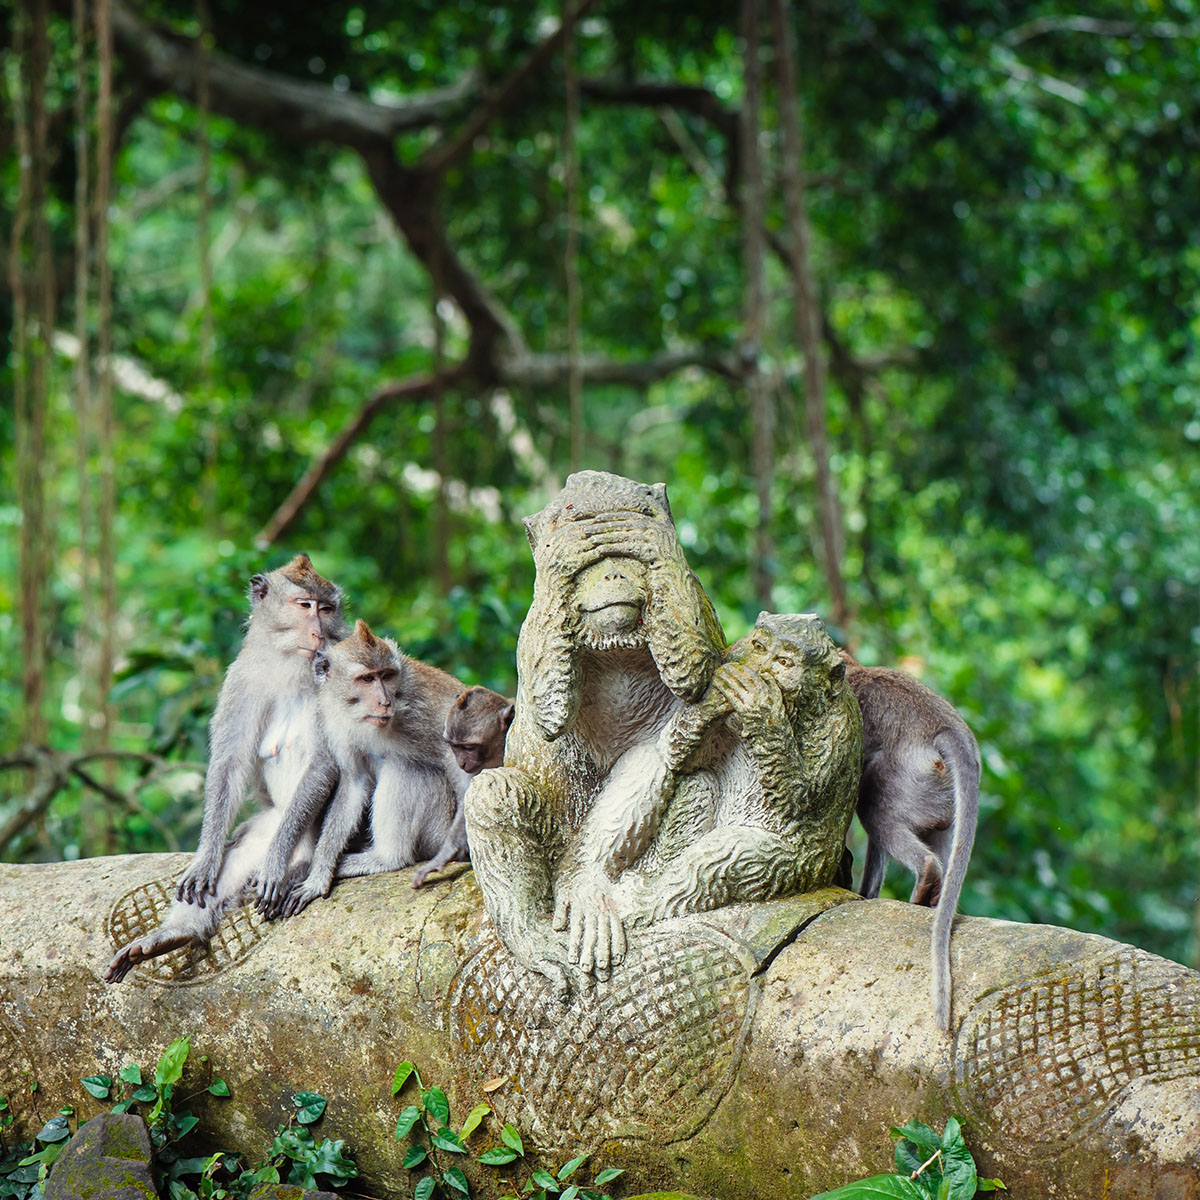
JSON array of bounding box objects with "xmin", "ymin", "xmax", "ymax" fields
[
  {"xmin": 43, "ymin": 1113, "xmax": 156, "ymax": 1200},
  {"xmin": 2, "ymin": 854, "xmax": 1199, "ymax": 1200},
  {"xmin": 249, "ymin": 1184, "xmax": 342, "ymax": 1200}
]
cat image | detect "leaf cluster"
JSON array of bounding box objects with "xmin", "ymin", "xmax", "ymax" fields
[{"xmin": 391, "ymin": 1062, "xmax": 622, "ymax": 1200}]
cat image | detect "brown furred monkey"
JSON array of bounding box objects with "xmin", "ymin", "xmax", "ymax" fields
[
  {"xmin": 105, "ymin": 554, "xmax": 345, "ymax": 983},
  {"xmin": 442, "ymin": 686, "xmax": 515, "ymax": 774},
  {"xmin": 276, "ymin": 620, "xmax": 472, "ymax": 914},
  {"xmin": 840, "ymin": 650, "xmax": 982, "ymax": 1031}
]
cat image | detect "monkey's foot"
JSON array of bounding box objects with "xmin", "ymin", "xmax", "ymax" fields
[{"xmin": 104, "ymin": 931, "xmax": 199, "ymax": 984}]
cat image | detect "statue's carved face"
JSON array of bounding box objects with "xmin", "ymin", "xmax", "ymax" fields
[
  {"xmin": 736, "ymin": 614, "xmax": 846, "ymax": 701},
  {"xmin": 574, "ymin": 556, "xmax": 649, "ymax": 646}
]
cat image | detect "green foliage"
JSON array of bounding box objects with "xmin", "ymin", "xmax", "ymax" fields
[
  {"xmin": 808, "ymin": 1117, "xmax": 1004, "ymax": 1200},
  {"xmin": 391, "ymin": 1061, "xmax": 621, "ymax": 1200}
]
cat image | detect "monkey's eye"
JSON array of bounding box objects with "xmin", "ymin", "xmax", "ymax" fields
[
  {"xmin": 380, "ymin": 669, "xmax": 399, "ymax": 683},
  {"xmin": 319, "ymin": 603, "xmax": 335, "ymax": 615},
  {"xmin": 296, "ymin": 599, "xmax": 314, "ymax": 609}
]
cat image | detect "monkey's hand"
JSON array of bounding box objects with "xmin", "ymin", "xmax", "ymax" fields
[
  {"xmin": 253, "ymin": 859, "xmax": 304, "ymax": 919},
  {"xmin": 552, "ymin": 874, "xmax": 627, "ymax": 980},
  {"xmin": 712, "ymin": 662, "xmax": 785, "ymax": 738},
  {"xmin": 176, "ymin": 848, "xmax": 222, "ymax": 907},
  {"xmin": 279, "ymin": 869, "xmax": 334, "ymax": 918}
]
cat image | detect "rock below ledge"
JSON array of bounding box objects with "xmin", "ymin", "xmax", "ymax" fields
[{"xmin": 1, "ymin": 854, "xmax": 1198, "ymax": 1199}]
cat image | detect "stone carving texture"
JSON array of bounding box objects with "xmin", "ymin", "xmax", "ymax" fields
[
  {"xmin": 449, "ymin": 924, "xmax": 756, "ymax": 1147},
  {"xmin": 465, "ymin": 471, "xmax": 861, "ymax": 994},
  {"xmin": 106, "ymin": 876, "xmax": 270, "ymax": 985},
  {"xmin": 955, "ymin": 945, "xmax": 1200, "ymax": 1149}
]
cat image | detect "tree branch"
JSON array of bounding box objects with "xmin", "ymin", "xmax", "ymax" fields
[
  {"xmin": 1004, "ymin": 15, "xmax": 1200, "ymax": 44},
  {"xmin": 499, "ymin": 348, "xmax": 738, "ymax": 388},
  {"xmin": 426, "ymin": 0, "xmax": 600, "ymax": 176},
  {"xmin": 255, "ymin": 366, "xmax": 472, "ymax": 548},
  {"xmin": 112, "ymin": 0, "xmax": 478, "ymax": 149}
]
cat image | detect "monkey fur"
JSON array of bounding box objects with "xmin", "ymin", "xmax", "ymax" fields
[
  {"xmin": 442, "ymin": 685, "xmax": 515, "ymax": 775},
  {"xmin": 840, "ymin": 649, "xmax": 981, "ymax": 1031},
  {"xmin": 105, "ymin": 554, "xmax": 345, "ymax": 983},
  {"xmin": 275, "ymin": 619, "xmax": 473, "ymax": 915}
]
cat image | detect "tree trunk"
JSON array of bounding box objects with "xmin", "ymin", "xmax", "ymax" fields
[
  {"xmin": 740, "ymin": 0, "xmax": 775, "ymax": 610},
  {"xmin": 769, "ymin": 0, "xmax": 849, "ymax": 630}
]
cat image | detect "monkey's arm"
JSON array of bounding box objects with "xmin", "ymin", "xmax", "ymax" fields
[
  {"xmin": 253, "ymin": 748, "xmax": 339, "ymax": 917},
  {"xmin": 411, "ymin": 801, "xmax": 467, "ymax": 888},
  {"xmin": 278, "ymin": 771, "xmax": 369, "ymax": 917},
  {"xmin": 177, "ymin": 669, "xmax": 271, "ymax": 905}
]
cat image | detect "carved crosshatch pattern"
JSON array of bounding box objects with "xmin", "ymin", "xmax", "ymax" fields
[
  {"xmin": 956, "ymin": 947, "xmax": 1200, "ymax": 1148},
  {"xmin": 106, "ymin": 876, "xmax": 271, "ymax": 985},
  {"xmin": 449, "ymin": 925, "xmax": 756, "ymax": 1147}
]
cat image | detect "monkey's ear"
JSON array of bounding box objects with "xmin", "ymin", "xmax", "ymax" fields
[
  {"xmin": 250, "ymin": 574, "xmax": 269, "ymax": 605},
  {"xmin": 313, "ymin": 652, "xmax": 331, "ymax": 686},
  {"xmin": 499, "ymin": 703, "xmax": 515, "ymax": 731}
]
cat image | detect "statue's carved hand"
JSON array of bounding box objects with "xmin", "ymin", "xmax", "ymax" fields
[
  {"xmin": 552, "ymin": 875, "xmax": 627, "ymax": 979},
  {"xmin": 713, "ymin": 663, "xmax": 785, "ymax": 736}
]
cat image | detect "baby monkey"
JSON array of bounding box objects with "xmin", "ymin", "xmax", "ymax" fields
[
  {"xmin": 442, "ymin": 686, "xmax": 514, "ymax": 774},
  {"xmin": 840, "ymin": 649, "xmax": 981, "ymax": 1032},
  {"xmin": 276, "ymin": 620, "xmax": 472, "ymax": 914}
]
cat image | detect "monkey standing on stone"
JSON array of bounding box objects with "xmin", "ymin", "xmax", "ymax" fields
[
  {"xmin": 105, "ymin": 555, "xmax": 346, "ymax": 983},
  {"xmin": 442, "ymin": 686, "xmax": 515, "ymax": 775},
  {"xmin": 274, "ymin": 620, "xmax": 473, "ymax": 914},
  {"xmin": 840, "ymin": 650, "xmax": 981, "ymax": 1031}
]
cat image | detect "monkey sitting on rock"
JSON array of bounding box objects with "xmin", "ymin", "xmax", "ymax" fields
[
  {"xmin": 272, "ymin": 620, "xmax": 474, "ymax": 915},
  {"xmin": 106, "ymin": 554, "xmax": 345, "ymax": 983},
  {"xmin": 839, "ymin": 649, "xmax": 981, "ymax": 1031}
]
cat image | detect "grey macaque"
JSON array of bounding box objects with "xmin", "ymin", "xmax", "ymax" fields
[
  {"xmin": 840, "ymin": 649, "xmax": 981, "ymax": 1031},
  {"xmin": 105, "ymin": 555, "xmax": 345, "ymax": 983},
  {"xmin": 276, "ymin": 619, "xmax": 472, "ymax": 915},
  {"xmin": 442, "ymin": 686, "xmax": 515, "ymax": 774}
]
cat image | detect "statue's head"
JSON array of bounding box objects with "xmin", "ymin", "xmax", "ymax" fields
[
  {"xmin": 519, "ymin": 472, "xmax": 725, "ymax": 740},
  {"xmin": 733, "ymin": 611, "xmax": 847, "ymax": 710}
]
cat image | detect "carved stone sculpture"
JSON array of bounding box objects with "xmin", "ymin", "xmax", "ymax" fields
[{"xmin": 465, "ymin": 471, "xmax": 862, "ymax": 994}]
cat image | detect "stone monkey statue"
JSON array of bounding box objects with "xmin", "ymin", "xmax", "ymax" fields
[
  {"xmin": 442, "ymin": 686, "xmax": 515, "ymax": 775},
  {"xmin": 273, "ymin": 620, "xmax": 473, "ymax": 915},
  {"xmin": 840, "ymin": 650, "xmax": 982, "ymax": 1030},
  {"xmin": 465, "ymin": 473, "xmax": 861, "ymax": 998},
  {"xmin": 105, "ymin": 554, "xmax": 345, "ymax": 983},
  {"xmin": 465, "ymin": 472, "xmax": 726, "ymax": 996}
]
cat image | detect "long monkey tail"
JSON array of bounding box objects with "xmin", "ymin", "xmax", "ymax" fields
[{"xmin": 929, "ymin": 727, "xmax": 981, "ymax": 1032}]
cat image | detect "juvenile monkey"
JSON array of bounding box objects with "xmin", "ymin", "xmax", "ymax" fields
[
  {"xmin": 277, "ymin": 620, "xmax": 472, "ymax": 915},
  {"xmin": 840, "ymin": 649, "xmax": 981, "ymax": 1031},
  {"xmin": 442, "ymin": 686, "xmax": 514, "ymax": 774},
  {"xmin": 105, "ymin": 555, "xmax": 345, "ymax": 983}
]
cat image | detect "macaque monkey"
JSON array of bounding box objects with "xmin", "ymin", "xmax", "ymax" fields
[
  {"xmin": 105, "ymin": 555, "xmax": 345, "ymax": 983},
  {"xmin": 276, "ymin": 620, "xmax": 472, "ymax": 915},
  {"xmin": 839, "ymin": 650, "xmax": 981, "ymax": 1031},
  {"xmin": 442, "ymin": 686, "xmax": 515, "ymax": 774}
]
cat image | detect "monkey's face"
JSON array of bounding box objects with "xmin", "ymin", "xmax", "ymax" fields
[
  {"xmin": 573, "ymin": 556, "xmax": 649, "ymax": 649},
  {"xmin": 316, "ymin": 621, "xmax": 404, "ymax": 745},
  {"xmin": 251, "ymin": 566, "xmax": 344, "ymax": 659}
]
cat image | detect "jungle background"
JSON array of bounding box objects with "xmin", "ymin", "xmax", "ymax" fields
[{"xmin": 2, "ymin": 0, "xmax": 1197, "ymax": 966}]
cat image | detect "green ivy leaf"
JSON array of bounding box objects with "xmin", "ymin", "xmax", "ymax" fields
[
  {"xmin": 414, "ymin": 1175, "xmax": 436, "ymax": 1200},
  {"xmin": 557, "ymin": 1155, "xmax": 586, "ymax": 1181},
  {"xmin": 392, "ymin": 1062, "xmax": 417, "ymax": 1096},
  {"xmin": 937, "ymin": 1118, "xmax": 977, "ymax": 1200},
  {"xmin": 155, "ymin": 1036, "xmax": 192, "ymax": 1092},
  {"xmin": 118, "ymin": 1065, "xmax": 142, "ymax": 1086},
  {"xmin": 978, "ymin": 1180, "xmax": 1007, "ymax": 1192},
  {"xmin": 35, "ymin": 1117, "xmax": 70, "ymax": 1144},
  {"xmin": 293, "ymin": 1092, "xmax": 327, "ymax": 1125},
  {"xmin": 560, "ymin": 1187, "xmax": 579, "ymax": 1200},
  {"xmin": 395, "ymin": 1105, "xmax": 422, "ymax": 1139},
  {"xmin": 208, "ymin": 1080, "xmax": 230, "ymax": 1098},
  {"xmin": 81, "ymin": 1076, "xmax": 112, "ymax": 1099},
  {"xmin": 530, "ymin": 1168, "xmax": 561, "ymax": 1192},
  {"xmin": 402, "ymin": 1146, "xmax": 427, "ymax": 1169},
  {"xmin": 500, "ymin": 1125, "xmax": 524, "ymax": 1156},
  {"xmin": 308, "ymin": 1137, "xmax": 357, "ymax": 1181},
  {"xmin": 807, "ymin": 1175, "xmax": 929, "ymax": 1200},
  {"xmin": 593, "ymin": 1168, "xmax": 624, "ymax": 1185},
  {"xmin": 111, "ymin": 1099, "xmax": 131, "ymax": 1115},
  {"xmin": 891, "ymin": 1121, "xmax": 942, "ymax": 1157},
  {"xmin": 443, "ymin": 1166, "xmax": 470, "ymax": 1196},
  {"xmin": 132, "ymin": 1085, "xmax": 158, "ymax": 1103},
  {"xmin": 431, "ymin": 1127, "xmax": 467, "ymax": 1154},
  {"xmin": 459, "ymin": 1103, "xmax": 490, "ymax": 1141},
  {"xmin": 477, "ymin": 1147, "xmax": 519, "ymax": 1166},
  {"xmin": 423, "ymin": 1087, "xmax": 450, "ymax": 1127}
]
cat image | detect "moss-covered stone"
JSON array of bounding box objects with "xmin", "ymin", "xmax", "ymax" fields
[
  {"xmin": 43, "ymin": 1113, "xmax": 155, "ymax": 1200},
  {"xmin": 3, "ymin": 855, "xmax": 1199, "ymax": 1200}
]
